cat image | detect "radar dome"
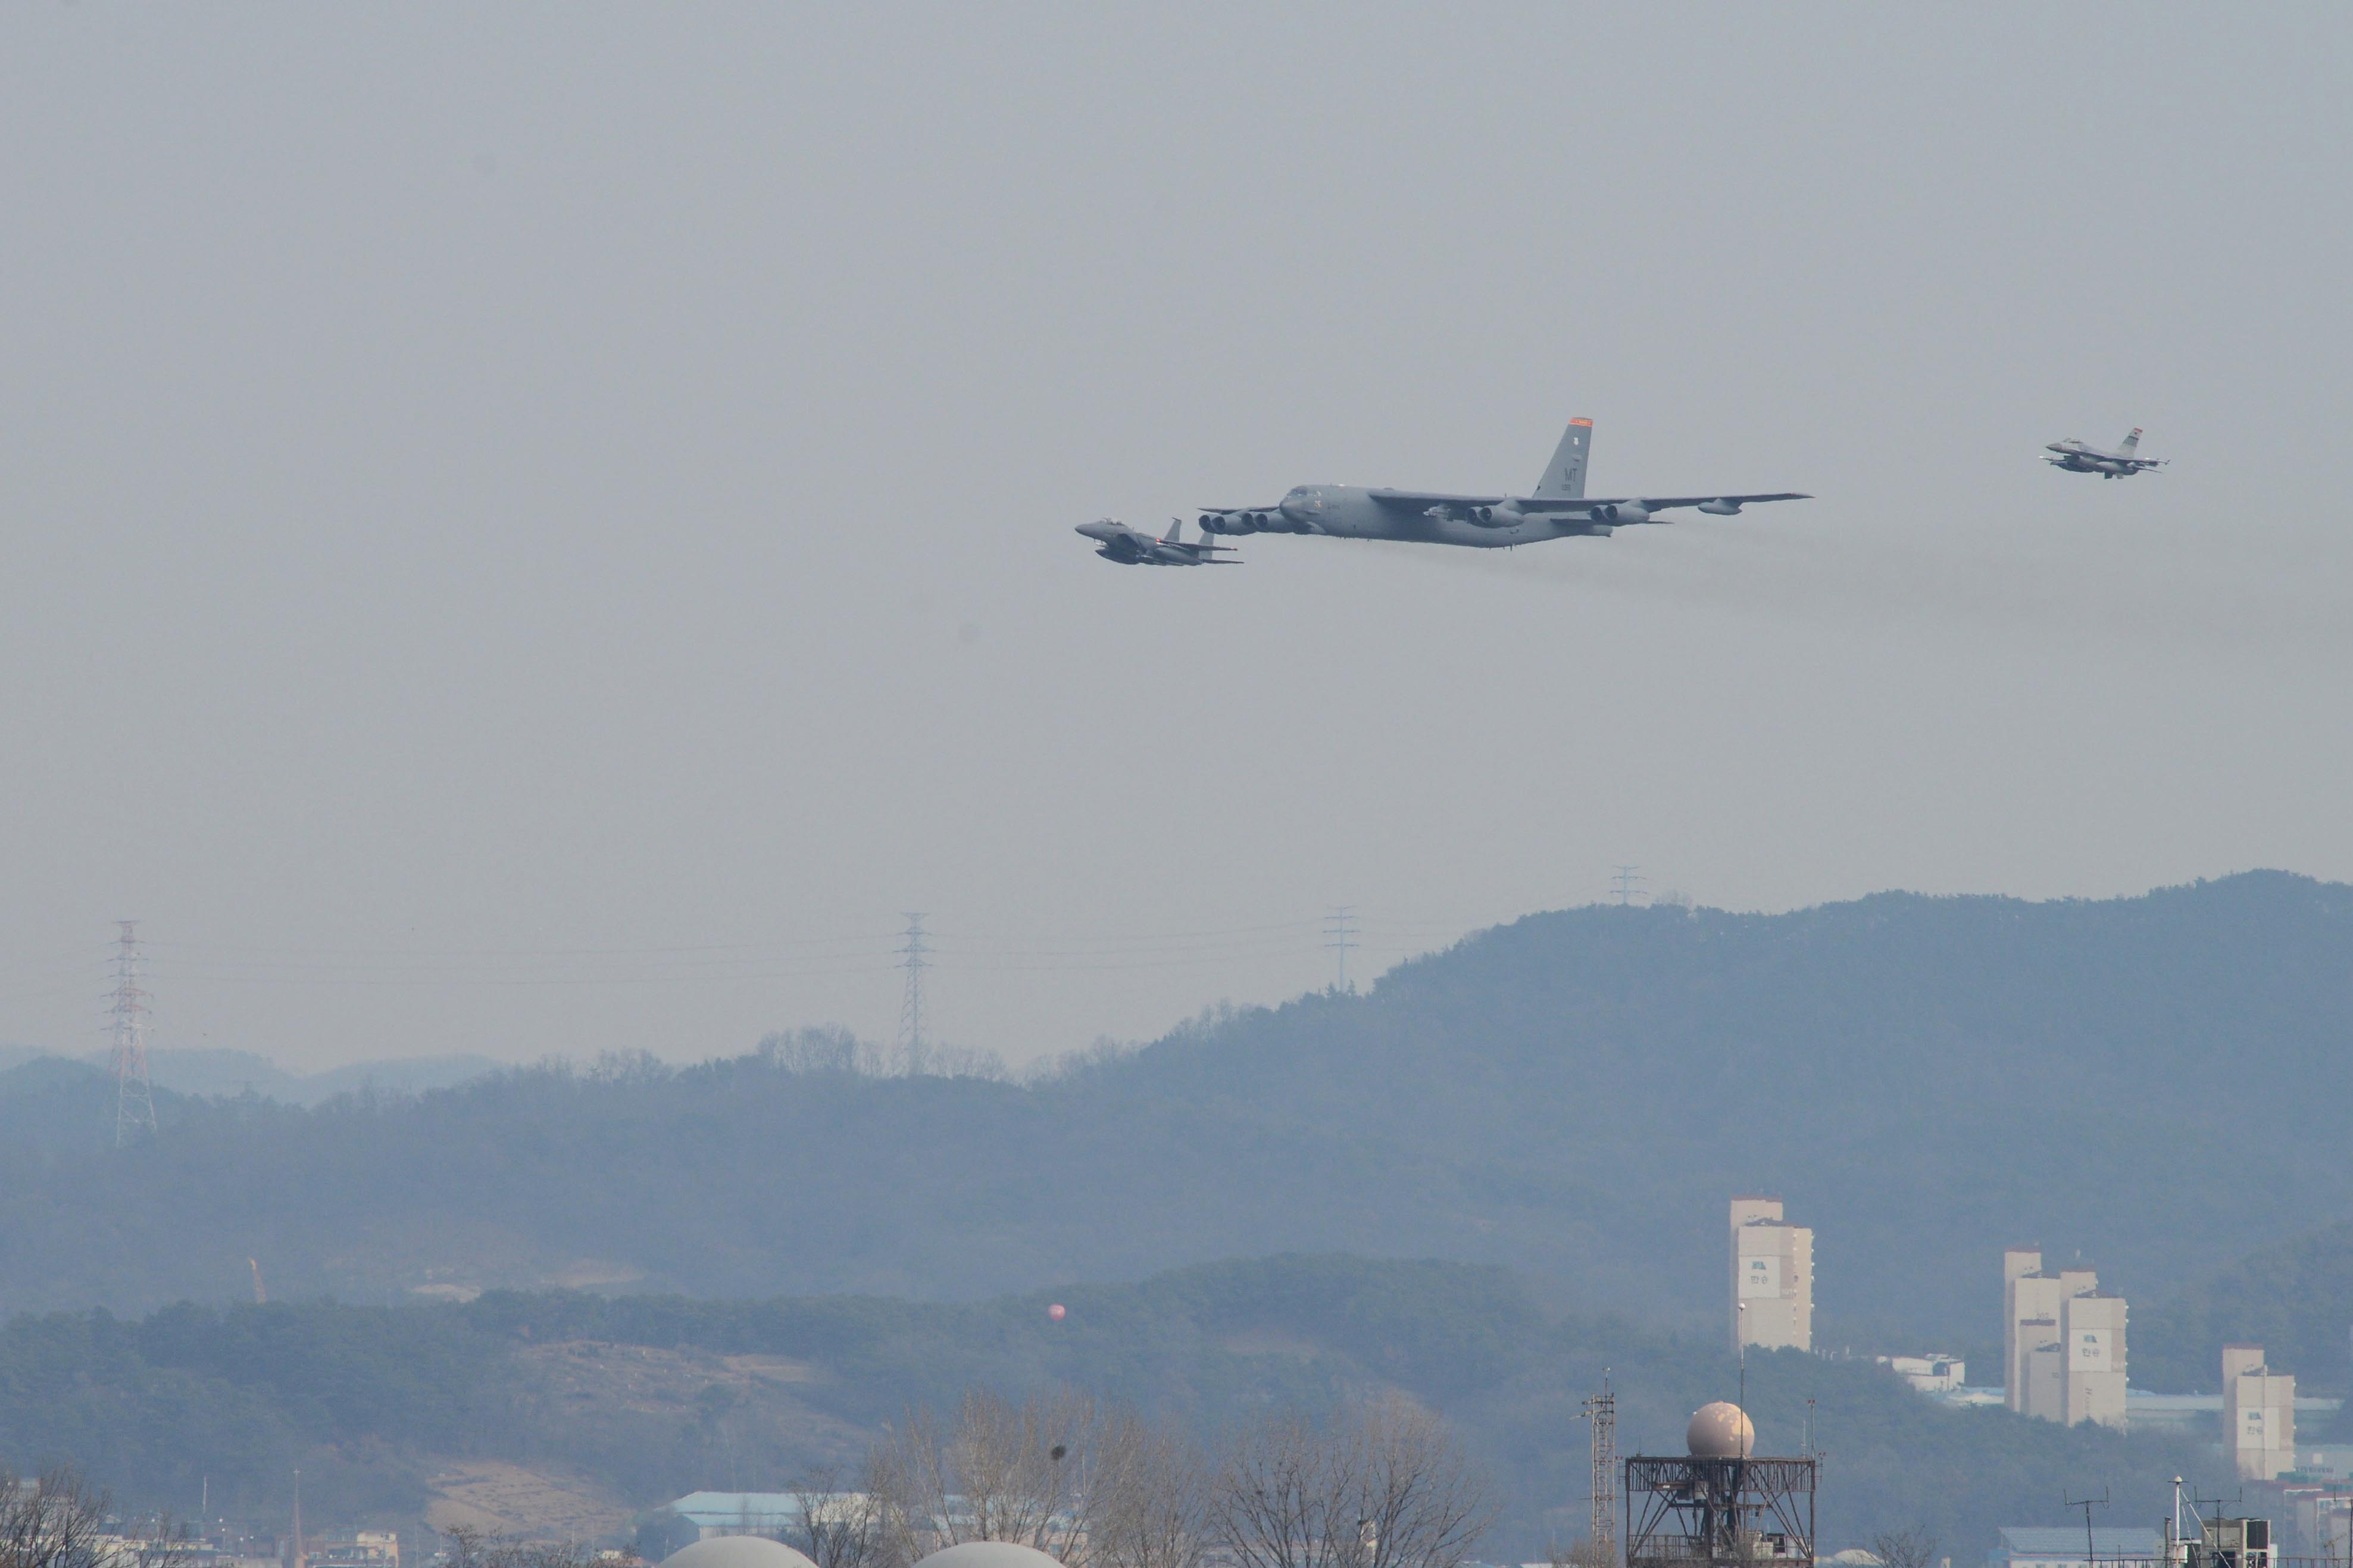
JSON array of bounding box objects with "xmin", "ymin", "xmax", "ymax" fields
[
  {"xmin": 663, "ymin": 1541, "xmax": 819, "ymax": 1568},
  {"xmin": 1686, "ymin": 1401, "xmax": 1755, "ymax": 1459},
  {"xmin": 914, "ymin": 1547, "xmax": 1070, "ymax": 1568}
]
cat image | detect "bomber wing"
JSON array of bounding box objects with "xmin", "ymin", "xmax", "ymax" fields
[
  {"xmin": 1607, "ymin": 493, "xmax": 1812, "ymax": 511},
  {"xmin": 1367, "ymin": 489, "xmax": 1810, "ymax": 513}
]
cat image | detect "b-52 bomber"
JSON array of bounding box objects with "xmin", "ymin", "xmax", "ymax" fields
[
  {"xmin": 1075, "ymin": 516, "xmax": 1240, "ymax": 566},
  {"xmin": 2043, "ymin": 428, "xmax": 2166, "ymax": 478},
  {"xmin": 1190, "ymin": 417, "xmax": 1809, "ymax": 549}
]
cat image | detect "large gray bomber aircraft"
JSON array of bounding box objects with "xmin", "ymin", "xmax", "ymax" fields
[{"xmin": 1193, "ymin": 417, "xmax": 1808, "ymax": 549}]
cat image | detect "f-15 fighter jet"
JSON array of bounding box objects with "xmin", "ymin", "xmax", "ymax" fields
[
  {"xmin": 1191, "ymin": 417, "xmax": 1808, "ymax": 549},
  {"xmin": 2045, "ymin": 428, "xmax": 2167, "ymax": 478},
  {"xmin": 1076, "ymin": 517, "xmax": 1240, "ymax": 566}
]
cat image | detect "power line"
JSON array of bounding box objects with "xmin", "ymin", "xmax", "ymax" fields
[{"xmin": 107, "ymin": 920, "xmax": 157, "ymax": 1146}]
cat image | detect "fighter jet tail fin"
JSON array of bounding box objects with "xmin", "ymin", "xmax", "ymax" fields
[
  {"xmin": 1161, "ymin": 518, "xmax": 1186, "ymax": 544},
  {"xmin": 2118, "ymin": 428, "xmax": 2143, "ymax": 455},
  {"xmin": 1531, "ymin": 418, "xmax": 1594, "ymax": 499}
]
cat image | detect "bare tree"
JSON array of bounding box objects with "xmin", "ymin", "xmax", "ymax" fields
[
  {"xmin": 438, "ymin": 1526, "xmax": 604, "ymax": 1568},
  {"xmin": 788, "ymin": 1469, "xmax": 882, "ymax": 1568},
  {"xmin": 0, "ymin": 1469, "xmax": 113, "ymax": 1568},
  {"xmin": 127, "ymin": 1516, "xmax": 195, "ymax": 1568},
  {"xmin": 1210, "ymin": 1400, "xmax": 1490, "ymax": 1568},
  {"xmin": 1210, "ymin": 1410, "xmax": 1357, "ymax": 1568},
  {"xmin": 868, "ymin": 1391, "xmax": 1096, "ymax": 1565},
  {"xmin": 1086, "ymin": 1410, "xmax": 1207, "ymax": 1568},
  {"xmin": 1870, "ymin": 1528, "xmax": 1938, "ymax": 1568}
]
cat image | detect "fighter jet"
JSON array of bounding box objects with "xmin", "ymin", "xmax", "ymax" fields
[
  {"xmin": 1191, "ymin": 417, "xmax": 1808, "ymax": 549},
  {"xmin": 1076, "ymin": 516, "xmax": 1240, "ymax": 566},
  {"xmin": 2044, "ymin": 428, "xmax": 2166, "ymax": 478}
]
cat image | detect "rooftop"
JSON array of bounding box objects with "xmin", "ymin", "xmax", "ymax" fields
[{"xmin": 1998, "ymin": 1528, "xmax": 2161, "ymax": 1556}]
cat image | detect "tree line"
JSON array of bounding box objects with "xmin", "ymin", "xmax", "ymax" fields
[{"xmin": 768, "ymin": 1390, "xmax": 1490, "ymax": 1568}]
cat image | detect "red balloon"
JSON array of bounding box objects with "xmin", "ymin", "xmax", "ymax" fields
[{"xmin": 1047, "ymin": 1303, "xmax": 1067, "ymax": 1321}]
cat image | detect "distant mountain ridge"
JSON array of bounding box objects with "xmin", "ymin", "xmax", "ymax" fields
[
  {"xmin": 1, "ymin": 872, "xmax": 2345, "ymax": 1382},
  {"xmin": 0, "ymin": 1045, "xmax": 497, "ymax": 1105}
]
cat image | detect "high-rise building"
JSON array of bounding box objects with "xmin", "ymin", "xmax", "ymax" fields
[
  {"xmin": 2223, "ymin": 1345, "xmax": 2296, "ymax": 1480},
  {"xmin": 2001, "ymin": 1247, "xmax": 2126, "ymax": 1429},
  {"xmin": 1730, "ymin": 1196, "xmax": 1813, "ymax": 1353}
]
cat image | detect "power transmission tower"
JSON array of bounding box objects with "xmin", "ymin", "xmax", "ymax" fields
[
  {"xmin": 1323, "ymin": 906, "xmax": 1359, "ymax": 991},
  {"xmin": 896, "ymin": 913, "xmax": 930, "ymax": 1065},
  {"xmin": 1583, "ymin": 1373, "xmax": 1618, "ymax": 1564},
  {"xmin": 1611, "ymin": 865, "xmax": 1645, "ymax": 906},
  {"xmin": 107, "ymin": 920, "xmax": 157, "ymax": 1145}
]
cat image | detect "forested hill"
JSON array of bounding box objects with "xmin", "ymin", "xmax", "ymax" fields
[
  {"xmin": 4, "ymin": 873, "xmax": 2348, "ymax": 1375},
  {"xmin": 0, "ymin": 1255, "xmax": 2237, "ymax": 1560}
]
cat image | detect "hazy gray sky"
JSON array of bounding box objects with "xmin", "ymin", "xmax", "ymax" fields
[{"xmin": 4, "ymin": 5, "xmax": 2349, "ymax": 1072}]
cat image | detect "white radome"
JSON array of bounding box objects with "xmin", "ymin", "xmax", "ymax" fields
[
  {"xmin": 662, "ymin": 1540, "xmax": 820, "ymax": 1568},
  {"xmin": 1686, "ymin": 1401, "xmax": 1755, "ymax": 1459},
  {"xmin": 914, "ymin": 1547, "xmax": 1071, "ymax": 1568}
]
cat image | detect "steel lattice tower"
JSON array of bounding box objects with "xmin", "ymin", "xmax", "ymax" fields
[
  {"xmin": 1323, "ymin": 906, "xmax": 1359, "ymax": 991},
  {"xmin": 896, "ymin": 913, "xmax": 930, "ymax": 1063},
  {"xmin": 108, "ymin": 919, "xmax": 157, "ymax": 1145},
  {"xmin": 1585, "ymin": 1376, "xmax": 1618, "ymax": 1564}
]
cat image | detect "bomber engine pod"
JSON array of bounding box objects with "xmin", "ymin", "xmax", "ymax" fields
[
  {"xmin": 1469, "ymin": 502, "xmax": 1524, "ymax": 528},
  {"xmin": 1588, "ymin": 502, "xmax": 1652, "ymax": 525}
]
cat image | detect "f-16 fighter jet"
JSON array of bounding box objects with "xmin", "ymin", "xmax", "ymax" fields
[
  {"xmin": 2045, "ymin": 428, "xmax": 2166, "ymax": 478},
  {"xmin": 1076, "ymin": 517, "xmax": 1240, "ymax": 566},
  {"xmin": 1191, "ymin": 417, "xmax": 1808, "ymax": 549}
]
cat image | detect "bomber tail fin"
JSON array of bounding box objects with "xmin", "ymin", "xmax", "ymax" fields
[
  {"xmin": 2118, "ymin": 428, "xmax": 2143, "ymax": 455},
  {"xmin": 1532, "ymin": 417, "xmax": 1594, "ymax": 499}
]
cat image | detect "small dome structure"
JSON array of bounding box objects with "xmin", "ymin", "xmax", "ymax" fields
[
  {"xmin": 1686, "ymin": 1401, "xmax": 1754, "ymax": 1459},
  {"xmin": 663, "ymin": 1539, "xmax": 818, "ymax": 1568},
  {"xmin": 914, "ymin": 1544, "xmax": 1070, "ymax": 1568}
]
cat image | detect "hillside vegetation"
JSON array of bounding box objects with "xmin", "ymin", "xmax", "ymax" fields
[
  {"xmin": 4, "ymin": 874, "xmax": 2348, "ymax": 1381},
  {"xmin": 0, "ymin": 1256, "xmax": 2234, "ymax": 1561}
]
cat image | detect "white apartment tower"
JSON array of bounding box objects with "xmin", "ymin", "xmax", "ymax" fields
[
  {"xmin": 2002, "ymin": 1247, "xmax": 2127, "ymax": 1429},
  {"xmin": 2223, "ymin": 1344, "xmax": 2296, "ymax": 1480},
  {"xmin": 1731, "ymin": 1196, "xmax": 1813, "ymax": 1353}
]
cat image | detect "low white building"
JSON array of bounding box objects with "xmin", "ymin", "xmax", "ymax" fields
[
  {"xmin": 1986, "ymin": 1527, "xmax": 2159, "ymax": 1568},
  {"xmin": 1877, "ymin": 1354, "xmax": 1965, "ymax": 1394}
]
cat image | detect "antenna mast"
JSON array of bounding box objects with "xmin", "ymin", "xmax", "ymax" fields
[
  {"xmin": 1584, "ymin": 1373, "xmax": 1618, "ymax": 1565},
  {"xmin": 108, "ymin": 920, "xmax": 157, "ymax": 1144},
  {"xmin": 2065, "ymin": 1488, "xmax": 2109, "ymax": 1568}
]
